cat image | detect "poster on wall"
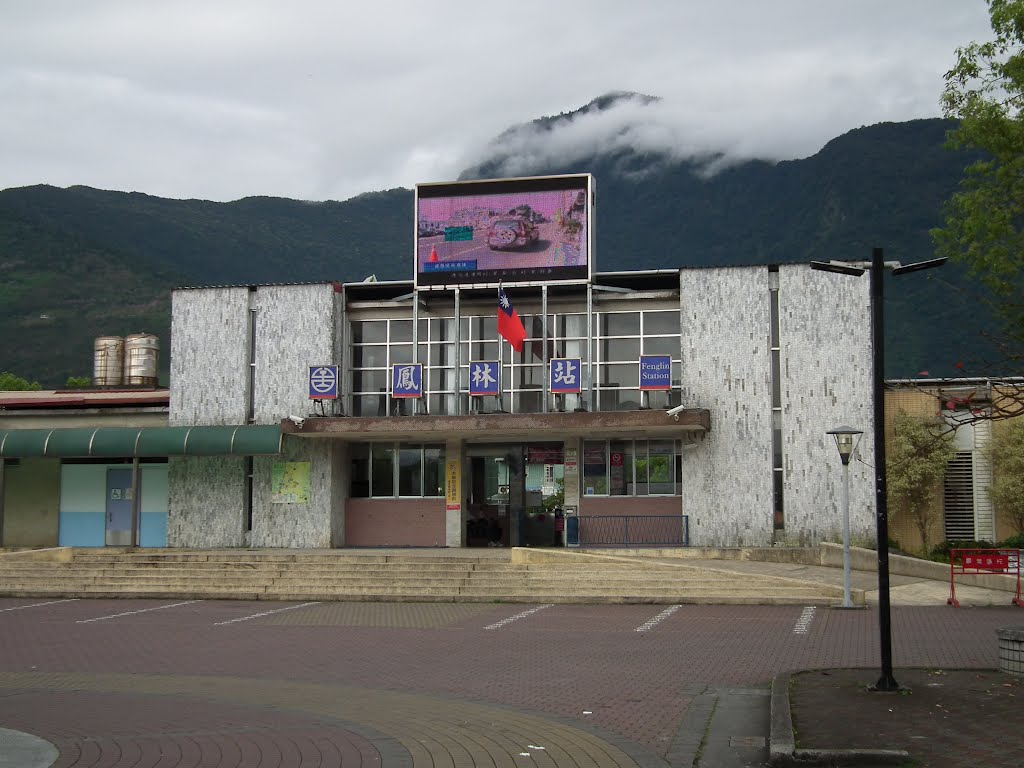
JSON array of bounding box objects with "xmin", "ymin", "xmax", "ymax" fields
[{"xmin": 271, "ymin": 462, "xmax": 311, "ymax": 504}]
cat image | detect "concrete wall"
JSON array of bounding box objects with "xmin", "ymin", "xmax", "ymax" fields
[
  {"xmin": 678, "ymin": 265, "xmax": 873, "ymax": 547},
  {"xmin": 2, "ymin": 458, "xmax": 60, "ymax": 547}
]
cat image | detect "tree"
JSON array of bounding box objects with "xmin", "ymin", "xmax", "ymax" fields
[
  {"xmin": 64, "ymin": 376, "xmax": 92, "ymax": 389},
  {"xmin": 933, "ymin": 0, "xmax": 1024, "ymax": 360},
  {"xmin": 989, "ymin": 418, "xmax": 1024, "ymax": 534},
  {"xmin": 0, "ymin": 372, "xmax": 42, "ymax": 391},
  {"xmin": 887, "ymin": 411, "xmax": 957, "ymax": 553}
]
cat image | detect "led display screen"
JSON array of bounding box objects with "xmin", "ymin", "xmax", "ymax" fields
[{"xmin": 415, "ymin": 175, "xmax": 592, "ymax": 287}]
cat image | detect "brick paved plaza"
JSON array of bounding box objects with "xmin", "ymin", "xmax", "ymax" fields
[{"xmin": 0, "ymin": 597, "xmax": 1018, "ymax": 767}]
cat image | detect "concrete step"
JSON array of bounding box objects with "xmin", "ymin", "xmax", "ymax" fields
[{"xmin": 0, "ymin": 550, "xmax": 844, "ymax": 605}]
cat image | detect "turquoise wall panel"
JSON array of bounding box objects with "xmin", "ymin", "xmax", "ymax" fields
[
  {"xmin": 141, "ymin": 465, "xmax": 169, "ymax": 513},
  {"xmin": 140, "ymin": 512, "xmax": 167, "ymax": 547},
  {"xmin": 58, "ymin": 512, "xmax": 105, "ymax": 546}
]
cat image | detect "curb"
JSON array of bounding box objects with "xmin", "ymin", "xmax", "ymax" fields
[{"xmin": 768, "ymin": 673, "xmax": 910, "ymax": 767}]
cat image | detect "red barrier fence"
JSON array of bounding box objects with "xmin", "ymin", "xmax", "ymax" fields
[{"xmin": 947, "ymin": 549, "xmax": 1023, "ymax": 608}]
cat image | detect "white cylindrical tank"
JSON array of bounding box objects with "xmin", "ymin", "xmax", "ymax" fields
[
  {"xmin": 93, "ymin": 336, "xmax": 124, "ymax": 387},
  {"xmin": 123, "ymin": 333, "xmax": 160, "ymax": 386}
]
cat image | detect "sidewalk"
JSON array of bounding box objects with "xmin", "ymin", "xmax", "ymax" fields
[{"xmin": 776, "ymin": 667, "xmax": 1023, "ymax": 767}]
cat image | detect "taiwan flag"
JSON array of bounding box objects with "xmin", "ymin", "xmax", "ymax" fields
[{"xmin": 497, "ymin": 286, "xmax": 527, "ymax": 353}]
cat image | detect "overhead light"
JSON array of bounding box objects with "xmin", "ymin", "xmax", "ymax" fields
[{"xmin": 810, "ymin": 261, "xmax": 866, "ymax": 276}]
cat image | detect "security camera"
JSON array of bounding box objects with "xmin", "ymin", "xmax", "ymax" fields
[
  {"xmin": 287, "ymin": 415, "xmax": 305, "ymax": 429},
  {"xmin": 666, "ymin": 404, "xmax": 687, "ymax": 421}
]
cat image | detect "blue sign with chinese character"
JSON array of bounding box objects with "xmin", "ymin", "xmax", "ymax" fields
[
  {"xmin": 550, "ymin": 358, "xmax": 582, "ymax": 394},
  {"xmin": 391, "ymin": 364, "xmax": 423, "ymax": 398},
  {"xmin": 308, "ymin": 365, "xmax": 339, "ymax": 399},
  {"xmin": 469, "ymin": 361, "xmax": 499, "ymax": 396},
  {"xmin": 639, "ymin": 355, "xmax": 672, "ymax": 391}
]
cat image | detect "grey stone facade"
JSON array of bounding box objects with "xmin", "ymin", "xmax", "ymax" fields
[
  {"xmin": 167, "ymin": 267, "xmax": 874, "ymax": 549},
  {"xmin": 679, "ymin": 265, "xmax": 873, "ymax": 547},
  {"xmin": 168, "ymin": 283, "xmax": 345, "ymax": 548}
]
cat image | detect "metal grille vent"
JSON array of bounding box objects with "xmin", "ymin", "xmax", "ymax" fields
[{"xmin": 944, "ymin": 451, "xmax": 976, "ymax": 540}]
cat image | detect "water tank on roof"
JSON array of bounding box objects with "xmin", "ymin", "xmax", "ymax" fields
[
  {"xmin": 123, "ymin": 333, "xmax": 160, "ymax": 386},
  {"xmin": 93, "ymin": 336, "xmax": 124, "ymax": 387}
]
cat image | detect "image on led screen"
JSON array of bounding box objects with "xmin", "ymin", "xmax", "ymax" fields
[{"xmin": 416, "ymin": 176, "xmax": 590, "ymax": 286}]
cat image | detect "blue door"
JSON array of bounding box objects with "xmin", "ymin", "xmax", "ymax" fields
[{"xmin": 105, "ymin": 468, "xmax": 133, "ymax": 546}]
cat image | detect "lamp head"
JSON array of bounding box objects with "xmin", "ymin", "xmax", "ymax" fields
[{"xmin": 826, "ymin": 425, "xmax": 863, "ymax": 465}]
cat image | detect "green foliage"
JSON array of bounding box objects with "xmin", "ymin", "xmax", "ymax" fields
[
  {"xmin": 997, "ymin": 532, "xmax": 1024, "ymax": 548},
  {"xmin": 887, "ymin": 411, "xmax": 957, "ymax": 553},
  {"xmin": 933, "ymin": 0, "xmax": 1024, "ymax": 354},
  {"xmin": 928, "ymin": 539, "xmax": 996, "ymax": 563},
  {"xmin": 0, "ymin": 371, "xmax": 41, "ymax": 390},
  {"xmin": 989, "ymin": 418, "xmax": 1024, "ymax": 533},
  {"xmin": 64, "ymin": 375, "xmax": 92, "ymax": 389}
]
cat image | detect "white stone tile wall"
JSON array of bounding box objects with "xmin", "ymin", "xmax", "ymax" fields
[
  {"xmin": 679, "ymin": 267, "xmax": 773, "ymax": 546},
  {"xmin": 778, "ymin": 265, "xmax": 875, "ymax": 545},
  {"xmin": 251, "ymin": 436, "xmax": 336, "ymax": 548},
  {"xmin": 166, "ymin": 456, "xmax": 246, "ymax": 547},
  {"xmin": 251, "ymin": 284, "xmax": 338, "ymax": 422},
  {"xmin": 678, "ymin": 265, "xmax": 874, "ymax": 546},
  {"xmin": 170, "ymin": 288, "xmax": 250, "ymax": 426}
]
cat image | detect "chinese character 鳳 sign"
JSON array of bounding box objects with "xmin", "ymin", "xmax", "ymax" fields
[
  {"xmin": 391, "ymin": 364, "xmax": 423, "ymax": 398},
  {"xmin": 550, "ymin": 358, "xmax": 582, "ymax": 394},
  {"xmin": 469, "ymin": 361, "xmax": 499, "ymax": 396},
  {"xmin": 639, "ymin": 355, "xmax": 672, "ymax": 391}
]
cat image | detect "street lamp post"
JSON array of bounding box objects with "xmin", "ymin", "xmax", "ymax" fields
[
  {"xmin": 827, "ymin": 426, "xmax": 863, "ymax": 608},
  {"xmin": 811, "ymin": 247, "xmax": 945, "ymax": 693}
]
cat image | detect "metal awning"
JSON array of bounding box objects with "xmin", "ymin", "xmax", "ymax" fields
[{"xmin": 0, "ymin": 425, "xmax": 283, "ymax": 459}]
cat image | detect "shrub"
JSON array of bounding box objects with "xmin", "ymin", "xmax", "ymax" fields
[{"xmin": 928, "ymin": 539, "xmax": 995, "ymax": 563}]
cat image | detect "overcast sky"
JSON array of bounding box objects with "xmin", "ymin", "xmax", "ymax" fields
[{"xmin": 0, "ymin": 1, "xmax": 994, "ymax": 203}]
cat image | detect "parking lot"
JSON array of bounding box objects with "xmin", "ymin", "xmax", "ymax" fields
[{"xmin": 1, "ymin": 596, "xmax": 1017, "ymax": 767}]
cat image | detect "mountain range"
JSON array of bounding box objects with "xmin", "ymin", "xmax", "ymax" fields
[{"xmin": 0, "ymin": 94, "xmax": 995, "ymax": 388}]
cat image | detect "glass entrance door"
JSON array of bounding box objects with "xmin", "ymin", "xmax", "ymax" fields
[{"xmin": 464, "ymin": 443, "xmax": 565, "ymax": 547}]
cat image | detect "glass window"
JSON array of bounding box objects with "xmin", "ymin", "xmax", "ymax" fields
[
  {"xmin": 352, "ymin": 393, "xmax": 388, "ymax": 417},
  {"xmin": 642, "ymin": 337, "xmax": 679, "ymax": 356},
  {"xmin": 351, "ymin": 443, "xmax": 370, "ymax": 497},
  {"xmin": 389, "ymin": 344, "xmax": 414, "ymax": 364},
  {"xmin": 556, "ymin": 314, "xmax": 587, "ymax": 338},
  {"xmin": 583, "ymin": 441, "xmax": 608, "ymax": 495},
  {"xmin": 398, "ymin": 447, "xmax": 422, "ymax": 496},
  {"xmin": 352, "ymin": 346, "xmax": 388, "ymax": 368},
  {"xmin": 600, "ymin": 337, "xmax": 641, "ymax": 363},
  {"xmin": 602, "ymin": 312, "xmax": 640, "ymax": 336},
  {"xmin": 371, "ymin": 444, "xmax": 394, "ymax": 496},
  {"xmin": 352, "ymin": 369, "xmax": 387, "ymax": 392},
  {"xmin": 609, "ymin": 440, "xmax": 632, "ymax": 496},
  {"xmin": 648, "ymin": 440, "xmax": 674, "ymax": 494},
  {"xmin": 644, "ymin": 311, "xmax": 679, "ymax": 335},
  {"xmin": 352, "ymin": 321, "xmax": 387, "ymax": 344},
  {"xmin": 390, "ymin": 320, "xmax": 413, "ymax": 343},
  {"xmin": 424, "ymin": 446, "xmax": 444, "ymax": 497},
  {"xmin": 599, "ymin": 363, "xmax": 639, "ymax": 388}
]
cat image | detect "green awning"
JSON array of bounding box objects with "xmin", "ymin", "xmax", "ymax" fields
[{"xmin": 0, "ymin": 425, "xmax": 282, "ymax": 459}]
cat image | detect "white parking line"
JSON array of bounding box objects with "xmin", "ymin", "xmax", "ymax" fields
[
  {"xmin": 76, "ymin": 601, "xmax": 200, "ymax": 624},
  {"xmin": 484, "ymin": 604, "xmax": 553, "ymax": 630},
  {"xmin": 0, "ymin": 599, "xmax": 78, "ymax": 613},
  {"xmin": 635, "ymin": 605, "xmax": 681, "ymax": 632},
  {"xmin": 792, "ymin": 606, "xmax": 816, "ymax": 634},
  {"xmin": 213, "ymin": 602, "xmax": 321, "ymax": 625}
]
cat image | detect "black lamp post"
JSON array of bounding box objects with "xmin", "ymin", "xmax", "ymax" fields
[{"xmin": 811, "ymin": 247, "xmax": 945, "ymax": 692}]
